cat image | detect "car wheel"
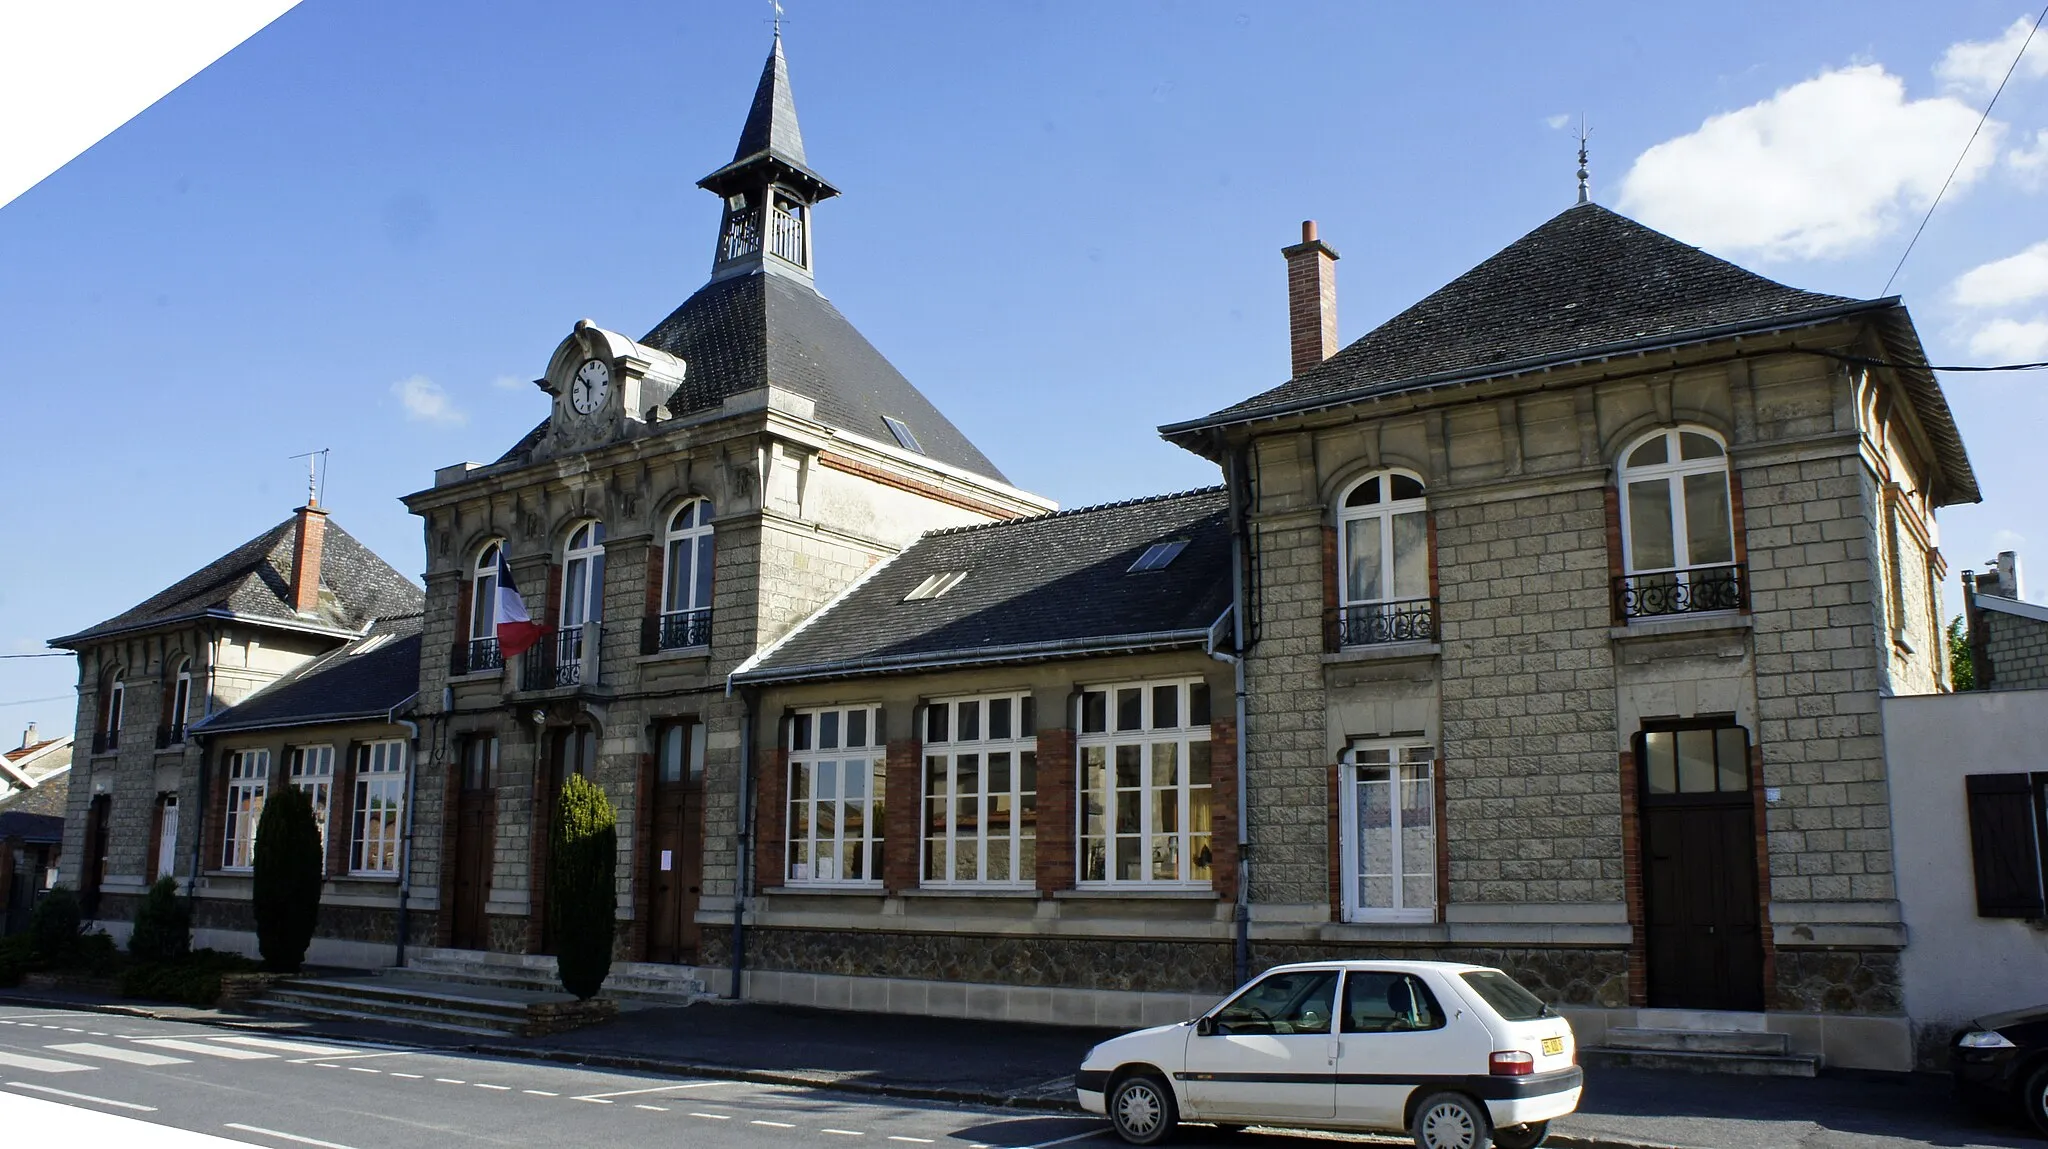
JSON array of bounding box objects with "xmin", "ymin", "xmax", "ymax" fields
[
  {"xmin": 1108, "ymin": 1073, "xmax": 1178, "ymax": 1145},
  {"xmin": 1411, "ymin": 1091, "xmax": 1492, "ymax": 1149},
  {"xmin": 2026, "ymin": 1064, "xmax": 2048, "ymax": 1137},
  {"xmin": 1493, "ymin": 1121, "xmax": 1548, "ymax": 1149}
]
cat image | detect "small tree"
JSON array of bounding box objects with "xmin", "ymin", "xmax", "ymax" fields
[
  {"xmin": 550, "ymin": 773, "xmax": 617, "ymax": 1000},
  {"xmin": 27, "ymin": 885, "xmax": 83, "ymax": 965},
  {"xmin": 129, "ymin": 876, "xmax": 192, "ymax": 965},
  {"xmin": 1948, "ymin": 615, "xmax": 1976, "ymax": 691},
  {"xmin": 251, "ymin": 785, "xmax": 322, "ymax": 972}
]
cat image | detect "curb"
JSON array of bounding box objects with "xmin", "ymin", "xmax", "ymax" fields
[{"xmin": 0, "ymin": 992, "xmax": 1681, "ymax": 1149}]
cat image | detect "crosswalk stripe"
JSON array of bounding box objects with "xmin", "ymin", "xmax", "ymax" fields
[
  {"xmin": 132, "ymin": 1038, "xmax": 273, "ymax": 1060},
  {"xmin": 46, "ymin": 1043, "xmax": 191, "ymax": 1067},
  {"xmin": 212, "ymin": 1036, "xmax": 358, "ymax": 1057},
  {"xmin": 0, "ymin": 1050, "xmax": 96, "ymax": 1073}
]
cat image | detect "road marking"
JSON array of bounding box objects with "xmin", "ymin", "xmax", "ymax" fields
[
  {"xmin": 570, "ymin": 1081, "xmax": 725, "ymax": 1101},
  {"xmin": 46, "ymin": 1043, "xmax": 190, "ymax": 1067},
  {"xmin": 474, "ymin": 1083, "xmax": 510, "ymax": 1091},
  {"xmin": 888, "ymin": 1138, "xmax": 936, "ymax": 1144},
  {"xmin": 314, "ymin": 1064, "xmax": 341, "ymax": 1069},
  {"xmin": 347, "ymin": 1067, "xmax": 380, "ymax": 1074},
  {"xmin": 635, "ymin": 1104, "xmax": 668, "ymax": 1111},
  {"xmin": 822, "ymin": 1130, "xmax": 865, "ymax": 1136},
  {"xmin": 215, "ymin": 1036, "xmax": 360, "ymax": 1057},
  {"xmin": 435, "ymin": 1078, "xmax": 466, "ymax": 1085},
  {"xmin": 59, "ymin": 1027, "xmax": 84, "ymax": 1033},
  {"xmin": 688, "ymin": 1112, "xmax": 731, "ymax": 1120},
  {"xmin": 0, "ymin": 1051, "xmax": 95, "ymax": 1074},
  {"xmin": 752, "ymin": 1120, "xmax": 796, "ymax": 1128},
  {"xmin": 133, "ymin": 1038, "xmax": 273, "ymax": 1060},
  {"xmin": 521, "ymin": 1089, "xmax": 556, "ymax": 1096},
  {"xmin": 574, "ymin": 1097, "xmax": 614, "ymax": 1104},
  {"xmin": 391, "ymin": 1073, "xmax": 425, "ymax": 1080},
  {"xmin": 3, "ymin": 1081, "xmax": 157, "ymax": 1110},
  {"xmin": 225, "ymin": 1122, "xmax": 361, "ymax": 1149}
]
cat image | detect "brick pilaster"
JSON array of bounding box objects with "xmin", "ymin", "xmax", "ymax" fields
[
  {"xmin": 1604, "ymin": 485, "xmax": 1625, "ymax": 625},
  {"xmin": 1034, "ymin": 729, "xmax": 1075, "ymax": 895},
  {"xmin": 754, "ymin": 747, "xmax": 788, "ymax": 893},
  {"xmin": 882, "ymin": 738, "xmax": 921, "ymax": 892},
  {"xmin": 1207, "ymin": 718, "xmax": 1239, "ymax": 900}
]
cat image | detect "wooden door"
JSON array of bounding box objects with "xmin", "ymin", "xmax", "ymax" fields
[
  {"xmin": 451, "ymin": 736, "xmax": 497, "ymax": 950},
  {"xmin": 1640, "ymin": 726, "xmax": 1764, "ymax": 1011},
  {"xmin": 81, "ymin": 795, "xmax": 111, "ymax": 918},
  {"xmin": 645, "ymin": 721, "xmax": 704, "ymax": 964}
]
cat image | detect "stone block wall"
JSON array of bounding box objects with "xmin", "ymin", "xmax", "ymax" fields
[
  {"xmin": 1242, "ymin": 511, "xmax": 1333, "ymax": 908},
  {"xmin": 1980, "ymin": 603, "xmax": 2048, "ymax": 690}
]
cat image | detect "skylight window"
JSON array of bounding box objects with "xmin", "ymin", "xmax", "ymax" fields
[
  {"xmin": 882, "ymin": 415, "xmax": 925, "ymax": 454},
  {"xmin": 904, "ymin": 571, "xmax": 967, "ymax": 601},
  {"xmin": 350, "ymin": 634, "xmax": 393, "ymax": 656},
  {"xmin": 1128, "ymin": 540, "xmax": 1189, "ymax": 573}
]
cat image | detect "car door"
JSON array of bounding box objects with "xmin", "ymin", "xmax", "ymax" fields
[
  {"xmin": 1183, "ymin": 968, "xmax": 1339, "ymax": 1122},
  {"xmin": 1334, "ymin": 970, "xmax": 1472, "ymax": 1129}
]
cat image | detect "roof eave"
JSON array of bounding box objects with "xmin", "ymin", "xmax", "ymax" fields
[
  {"xmin": 696, "ymin": 150, "xmax": 840, "ymax": 201},
  {"xmin": 1159, "ymin": 297, "xmax": 1899, "ymax": 451},
  {"xmin": 733, "ymin": 628, "xmax": 1214, "ymax": 687},
  {"xmin": 191, "ymin": 706, "xmax": 413, "ymax": 737},
  {"xmin": 1863, "ymin": 305, "xmax": 1981, "ymax": 506},
  {"xmin": 50, "ymin": 608, "xmax": 365, "ymax": 650}
]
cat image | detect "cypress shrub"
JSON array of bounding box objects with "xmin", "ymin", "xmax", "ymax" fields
[
  {"xmin": 549, "ymin": 773, "xmax": 617, "ymax": 1000},
  {"xmin": 27, "ymin": 885, "xmax": 83, "ymax": 964},
  {"xmin": 129, "ymin": 876, "xmax": 192, "ymax": 965},
  {"xmin": 251, "ymin": 785, "xmax": 323, "ymax": 972}
]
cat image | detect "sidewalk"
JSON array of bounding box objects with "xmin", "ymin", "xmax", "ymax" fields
[{"xmin": 4, "ymin": 986, "xmax": 2039, "ymax": 1148}]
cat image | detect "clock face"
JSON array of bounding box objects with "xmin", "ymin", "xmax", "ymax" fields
[{"xmin": 570, "ymin": 358, "xmax": 611, "ymax": 415}]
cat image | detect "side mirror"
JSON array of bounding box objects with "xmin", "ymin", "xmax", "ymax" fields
[{"xmin": 1195, "ymin": 1016, "xmax": 1216, "ymax": 1037}]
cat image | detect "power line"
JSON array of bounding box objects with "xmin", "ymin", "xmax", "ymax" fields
[
  {"xmin": 1882, "ymin": 4, "xmax": 2048, "ymax": 295},
  {"xmin": 0, "ymin": 694, "xmax": 74, "ymax": 707}
]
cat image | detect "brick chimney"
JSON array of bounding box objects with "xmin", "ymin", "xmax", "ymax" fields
[
  {"xmin": 290, "ymin": 502, "xmax": 329, "ymax": 616},
  {"xmin": 1282, "ymin": 219, "xmax": 1340, "ymax": 377}
]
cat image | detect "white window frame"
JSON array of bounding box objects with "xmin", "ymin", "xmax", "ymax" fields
[
  {"xmin": 221, "ymin": 748, "xmax": 270, "ymax": 870},
  {"xmin": 1338, "ymin": 739, "xmax": 1438, "ymax": 923},
  {"xmin": 155, "ymin": 794, "xmax": 180, "ymax": 883},
  {"xmin": 349, "ymin": 740, "xmax": 407, "ymax": 876},
  {"xmin": 1077, "ymin": 678, "xmax": 1215, "ymax": 888},
  {"xmin": 288, "ymin": 744, "xmax": 335, "ymax": 857},
  {"xmin": 1616, "ymin": 427, "xmax": 1736, "ymax": 581},
  {"xmin": 785, "ymin": 705, "xmax": 884, "ymax": 888},
  {"xmin": 169, "ymin": 662, "xmax": 192, "ymax": 743},
  {"xmin": 921, "ymin": 693, "xmax": 1037, "ymax": 888},
  {"xmin": 471, "ymin": 541, "xmax": 502, "ymax": 640},
  {"xmin": 1335, "ymin": 471, "xmax": 1431, "ymax": 639},
  {"xmin": 105, "ymin": 678, "xmax": 125, "ymax": 740},
  {"xmin": 561, "ymin": 521, "xmax": 606, "ymax": 664},
  {"xmin": 662, "ymin": 499, "xmax": 715, "ymax": 631}
]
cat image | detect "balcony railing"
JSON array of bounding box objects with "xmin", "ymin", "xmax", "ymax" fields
[
  {"xmin": 155, "ymin": 723, "xmax": 185, "ymax": 749},
  {"xmin": 768, "ymin": 207, "xmax": 805, "ymax": 265},
  {"xmin": 720, "ymin": 212, "xmax": 761, "ymax": 262},
  {"xmin": 1334, "ymin": 597, "xmax": 1439, "ymax": 647},
  {"xmin": 93, "ymin": 729, "xmax": 120, "ymax": 754},
  {"xmin": 454, "ymin": 636, "xmax": 503, "ymax": 676},
  {"xmin": 1615, "ymin": 564, "xmax": 1747, "ymax": 620},
  {"xmin": 520, "ymin": 625, "xmax": 590, "ymax": 691},
  {"xmin": 642, "ymin": 608, "xmax": 712, "ymax": 654}
]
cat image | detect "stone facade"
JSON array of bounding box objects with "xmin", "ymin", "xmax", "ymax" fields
[{"xmin": 1972, "ymin": 594, "xmax": 2048, "ymax": 690}]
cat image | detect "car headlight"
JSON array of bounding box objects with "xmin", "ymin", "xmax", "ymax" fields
[{"xmin": 1958, "ymin": 1030, "xmax": 2017, "ymax": 1050}]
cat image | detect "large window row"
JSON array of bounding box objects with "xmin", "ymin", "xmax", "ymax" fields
[{"xmin": 217, "ymin": 741, "xmax": 407, "ymax": 877}]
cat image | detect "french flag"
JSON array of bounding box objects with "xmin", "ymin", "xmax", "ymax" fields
[{"xmin": 495, "ymin": 552, "xmax": 548, "ymax": 657}]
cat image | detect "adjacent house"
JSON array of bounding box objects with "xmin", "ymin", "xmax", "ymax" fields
[
  {"xmin": 1, "ymin": 724, "xmax": 72, "ymax": 933},
  {"xmin": 1963, "ymin": 551, "xmax": 2048, "ymax": 690}
]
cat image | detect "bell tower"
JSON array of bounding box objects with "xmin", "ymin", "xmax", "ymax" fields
[{"xmin": 698, "ymin": 33, "xmax": 840, "ymax": 284}]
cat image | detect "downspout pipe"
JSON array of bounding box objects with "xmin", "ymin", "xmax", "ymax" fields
[
  {"xmin": 393, "ymin": 705, "xmax": 421, "ymax": 969},
  {"xmin": 185, "ymin": 624, "xmax": 219, "ymax": 903},
  {"xmin": 730, "ymin": 688, "xmax": 758, "ymax": 1000},
  {"xmin": 1221, "ymin": 432, "xmax": 1254, "ymax": 988}
]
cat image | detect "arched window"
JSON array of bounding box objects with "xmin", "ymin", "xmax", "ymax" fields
[
  {"xmin": 463, "ymin": 542, "xmax": 507, "ymax": 673},
  {"xmin": 167, "ymin": 659, "xmax": 192, "ymax": 745},
  {"xmin": 1335, "ymin": 471, "xmax": 1433, "ymax": 646},
  {"xmin": 1617, "ymin": 428, "xmax": 1740, "ymax": 617},
  {"xmin": 551, "ymin": 522, "xmax": 605, "ymax": 685},
  {"xmin": 658, "ymin": 500, "xmax": 715, "ymax": 650},
  {"xmin": 102, "ymin": 674, "xmax": 125, "ymax": 752}
]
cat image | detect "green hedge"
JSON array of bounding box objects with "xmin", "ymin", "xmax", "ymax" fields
[
  {"xmin": 252, "ymin": 784, "xmax": 323, "ymax": 972},
  {"xmin": 550, "ymin": 773, "xmax": 618, "ymax": 1000},
  {"xmin": 119, "ymin": 949, "xmax": 260, "ymax": 1007}
]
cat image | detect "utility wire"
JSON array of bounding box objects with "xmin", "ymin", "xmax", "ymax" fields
[{"xmin": 1882, "ymin": 4, "xmax": 2048, "ymax": 295}]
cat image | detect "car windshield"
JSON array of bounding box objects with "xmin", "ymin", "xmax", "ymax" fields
[{"xmin": 1460, "ymin": 970, "xmax": 1551, "ymax": 1021}]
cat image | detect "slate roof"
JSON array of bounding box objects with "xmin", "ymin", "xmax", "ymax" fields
[
  {"xmin": 1163, "ymin": 202, "xmax": 1978, "ymax": 504},
  {"xmin": 737, "ymin": 489, "xmax": 1232, "ymax": 683},
  {"xmin": 0, "ymin": 766, "xmax": 68, "ymax": 843},
  {"xmin": 193, "ymin": 615, "xmax": 422, "ymax": 734},
  {"xmin": 52, "ymin": 515, "xmax": 423, "ymax": 646}
]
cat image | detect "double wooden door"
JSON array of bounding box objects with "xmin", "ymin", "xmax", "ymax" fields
[
  {"xmin": 1639, "ymin": 725, "xmax": 1764, "ymax": 1011},
  {"xmin": 644, "ymin": 720, "xmax": 705, "ymax": 964},
  {"xmin": 450, "ymin": 735, "xmax": 498, "ymax": 951}
]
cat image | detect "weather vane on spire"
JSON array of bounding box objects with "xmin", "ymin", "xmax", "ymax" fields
[
  {"xmin": 771, "ymin": 0, "xmax": 783, "ymax": 37},
  {"xmin": 1576, "ymin": 116, "xmax": 1591, "ymax": 205}
]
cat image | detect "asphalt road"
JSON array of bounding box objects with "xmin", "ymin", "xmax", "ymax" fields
[{"xmin": 0, "ymin": 1003, "xmax": 1286, "ymax": 1149}]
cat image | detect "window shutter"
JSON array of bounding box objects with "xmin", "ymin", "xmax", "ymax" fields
[
  {"xmin": 452, "ymin": 577, "xmax": 473, "ymax": 665},
  {"xmin": 1322, "ymin": 523, "xmax": 1340, "ymax": 652},
  {"xmin": 1966, "ymin": 773, "xmax": 2047, "ymax": 918}
]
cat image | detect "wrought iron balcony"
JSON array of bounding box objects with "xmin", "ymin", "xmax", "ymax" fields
[
  {"xmin": 520, "ymin": 626, "xmax": 589, "ymax": 691},
  {"xmin": 1335, "ymin": 597, "xmax": 1439, "ymax": 647},
  {"xmin": 642, "ymin": 608, "xmax": 712, "ymax": 654},
  {"xmin": 454, "ymin": 636, "xmax": 503, "ymax": 676},
  {"xmin": 1615, "ymin": 564, "xmax": 1747, "ymax": 620}
]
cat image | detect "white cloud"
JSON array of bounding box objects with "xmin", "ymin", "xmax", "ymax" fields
[
  {"xmin": 1936, "ymin": 14, "xmax": 2048, "ymax": 95},
  {"xmin": 392, "ymin": 375, "xmax": 466, "ymax": 425},
  {"xmin": 1966, "ymin": 316, "xmax": 2048, "ymax": 359},
  {"xmin": 1617, "ymin": 65, "xmax": 1997, "ymax": 261},
  {"xmin": 2010, "ymin": 127, "xmax": 2048, "ymax": 188},
  {"xmin": 1992, "ymin": 528, "xmax": 2028, "ymax": 550},
  {"xmin": 1952, "ymin": 239, "xmax": 2048, "ymax": 307},
  {"xmin": 490, "ymin": 374, "xmax": 529, "ymax": 391},
  {"xmin": 1545, "ymin": 113, "xmax": 1571, "ymax": 130}
]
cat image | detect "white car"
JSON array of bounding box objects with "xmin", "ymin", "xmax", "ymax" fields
[{"xmin": 1075, "ymin": 960, "xmax": 1581, "ymax": 1149}]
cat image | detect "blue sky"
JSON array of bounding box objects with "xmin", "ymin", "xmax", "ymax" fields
[{"xmin": 4, "ymin": 1, "xmax": 2046, "ymax": 738}]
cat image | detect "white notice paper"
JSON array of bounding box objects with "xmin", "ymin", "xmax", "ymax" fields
[{"xmin": 660, "ymin": 849, "xmax": 673, "ymax": 871}]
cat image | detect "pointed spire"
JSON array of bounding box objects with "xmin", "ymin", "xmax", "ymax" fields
[{"xmin": 734, "ymin": 31, "xmax": 807, "ymax": 169}]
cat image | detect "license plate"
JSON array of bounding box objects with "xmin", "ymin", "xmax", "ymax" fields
[{"xmin": 1541, "ymin": 1037, "xmax": 1564, "ymax": 1057}]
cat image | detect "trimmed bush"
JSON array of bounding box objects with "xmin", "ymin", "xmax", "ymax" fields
[
  {"xmin": 549, "ymin": 772, "xmax": 617, "ymax": 1000},
  {"xmin": 120, "ymin": 948, "xmax": 260, "ymax": 1007},
  {"xmin": 252, "ymin": 784, "xmax": 323, "ymax": 972},
  {"xmin": 129, "ymin": 876, "xmax": 192, "ymax": 965},
  {"xmin": 0, "ymin": 934, "xmax": 30, "ymax": 987},
  {"xmin": 27, "ymin": 885, "xmax": 83, "ymax": 964}
]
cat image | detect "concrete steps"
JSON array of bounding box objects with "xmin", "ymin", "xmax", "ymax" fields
[
  {"xmin": 401, "ymin": 948, "xmax": 711, "ymax": 1006},
  {"xmin": 246, "ymin": 974, "xmax": 616, "ymax": 1038},
  {"xmin": 1583, "ymin": 1026, "xmax": 1819, "ymax": 1077}
]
